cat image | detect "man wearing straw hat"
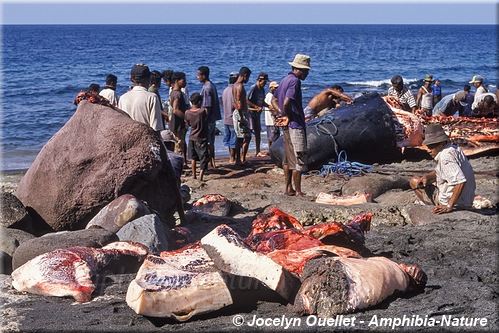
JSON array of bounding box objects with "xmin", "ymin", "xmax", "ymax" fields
[
  {"xmin": 271, "ymin": 54, "xmax": 311, "ymax": 198},
  {"xmin": 409, "ymin": 124, "xmax": 476, "ymax": 214}
]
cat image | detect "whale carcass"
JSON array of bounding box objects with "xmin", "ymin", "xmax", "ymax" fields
[{"xmin": 269, "ymin": 92, "xmax": 401, "ymax": 170}]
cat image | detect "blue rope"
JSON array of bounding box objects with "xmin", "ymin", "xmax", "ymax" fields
[{"xmin": 319, "ymin": 150, "xmax": 373, "ymax": 178}]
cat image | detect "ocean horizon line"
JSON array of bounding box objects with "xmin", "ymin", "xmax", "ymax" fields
[{"xmin": 3, "ymin": 23, "xmax": 496, "ymax": 26}]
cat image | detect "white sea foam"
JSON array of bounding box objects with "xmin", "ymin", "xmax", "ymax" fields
[{"xmin": 346, "ymin": 77, "xmax": 419, "ymax": 88}]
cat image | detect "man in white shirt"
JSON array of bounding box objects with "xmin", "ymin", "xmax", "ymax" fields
[
  {"xmin": 469, "ymin": 75, "xmax": 489, "ymax": 109},
  {"xmin": 99, "ymin": 74, "xmax": 119, "ymax": 106},
  {"xmin": 118, "ymin": 64, "xmax": 164, "ymax": 131},
  {"xmin": 471, "ymin": 92, "xmax": 498, "ymax": 118},
  {"xmin": 410, "ymin": 124, "xmax": 475, "ymax": 214}
]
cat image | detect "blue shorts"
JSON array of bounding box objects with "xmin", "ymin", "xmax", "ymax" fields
[{"xmin": 223, "ymin": 124, "xmax": 237, "ymax": 149}]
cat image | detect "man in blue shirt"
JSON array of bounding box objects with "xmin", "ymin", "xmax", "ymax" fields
[
  {"xmin": 432, "ymin": 90, "xmax": 468, "ymax": 117},
  {"xmin": 271, "ymin": 54, "xmax": 311, "ymax": 198}
]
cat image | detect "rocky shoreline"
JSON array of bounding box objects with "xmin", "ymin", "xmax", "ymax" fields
[{"xmin": 1, "ymin": 153, "xmax": 498, "ymax": 332}]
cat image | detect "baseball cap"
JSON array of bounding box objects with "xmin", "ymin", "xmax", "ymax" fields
[
  {"xmin": 131, "ymin": 64, "xmax": 151, "ymax": 79},
  {"xmin": 229, "ymin": 71, "xmax": 238, "ymax": 78},
  {"xmin": 269, "ymin": 81, "xmax": 279, "ymax": 88},
  {"xmin": 469, "ymin": 75, "xmax": 484, "ymax": 84},
  {"xmin": 258, "ymin": 72, "xmax": 269, "ymax": 81}
]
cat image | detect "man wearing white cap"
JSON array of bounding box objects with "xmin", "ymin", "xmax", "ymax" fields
[
  {"xmin": 469, "ymin": 75, "xmax": 490, "ymax": 110},
  {"xmin": 432, "ymin": 90, "xmax": 468, "ymax": 117},
  {"xmin": 271, "ymin": 53, "xmax": 311, "ymax": 197},
  {"xmin": 409, "ymin": 124, "xmax": 475, "ymax": 214}
]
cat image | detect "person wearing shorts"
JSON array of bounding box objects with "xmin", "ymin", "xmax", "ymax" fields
[
  {"xmin": 271, "ymin": 54, "xmax": 311, "ymax": 197},
  {"xmin": 184, "ymin": 93, "xmax": 209, "ymax": 181}
]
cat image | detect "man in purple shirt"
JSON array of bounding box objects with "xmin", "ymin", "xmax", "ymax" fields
[{"xmin": 271, "ymin": 53, "xmax": 311, "ymax": 197}]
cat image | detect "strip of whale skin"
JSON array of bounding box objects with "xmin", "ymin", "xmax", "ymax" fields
[
  {"xmin": 11, "ymin": 241, "xmax": 148, "ymax": 302},
  {"xmin": 126, "ymin": 243, "xmax": 233, "ymax": 321},
  {"xmin": 315, "ymin": 192, "xmax": 370, "ymax": 206},
  {"xmin": 201, "ymin": 224, "xmax": 301, "ymax": 302},
  {"xmin": 292, "ymin": 256, "xmax": 427, "ymax": 317}
]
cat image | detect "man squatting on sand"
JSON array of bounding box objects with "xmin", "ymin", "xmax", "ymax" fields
[
  {"xmin": 409, "ymin": 124, "xmax": 476, "ymax": 215},
  {"xmin": 272, "ymin": 54, "xmax": 311, "ymax": 197}
]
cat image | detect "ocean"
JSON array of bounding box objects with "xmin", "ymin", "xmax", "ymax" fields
[{"xmin": 1, "ymin": 24, "xmax": 496, "ymax": 171}]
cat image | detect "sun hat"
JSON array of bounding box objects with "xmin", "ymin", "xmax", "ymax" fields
[
  {"xmin": 131, "ymin": 64, "xmax": 151, "ymax": 79},
  {"xmin": 269, "ymin": 81, "xmax": 279, "ymax": 88},
  {"xmin": 453, "ymin": 91, "xmax": 468, "ymax": 106},
  {"xmin": 160, "ymin": 130, "xmax": 178, "ymax": 143},
  {"xmin": 422, "ymin": 124, "xmax": 450, "ymax": 146},
  {"xmin": 469, "ymin": 75, "xmax": 484, "ymax": 84},
  {"xmin": 424, "ymin": 74, "xmax": 434, "ymax": 82},
  {"xmin": 288, "ymin": 54, "xmax": 311, "ymax": 70}
]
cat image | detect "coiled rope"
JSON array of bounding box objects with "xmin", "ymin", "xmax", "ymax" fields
[
  {"xmin": 312, "ymin": 114, "xmax": 340, "ymax": 157},
  {"xmin": 319, "ymin": 150, "xmax": 374, "ymax": 178}
]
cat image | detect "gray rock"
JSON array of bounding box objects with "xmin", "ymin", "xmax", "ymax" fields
[
  {"xmin": 0, "ymin": 191, "xmax": 33, "ymax": 232},
  {"xmin": 15, "ymin": 101, "xmax": 181, "ymax": 231},
  {"xmin": 85, "ymin": 194, "xmax": 151, "ymax": 233},
  {"xmin": 12, "ymin": 228, "xmax": 118, "ymax": 270},
  {"xmin": 116, "ymin": 214, "xmax": 172, "ymax": 254},
  {"xmin": 0, "ymin": 251, "xmax": 13, "ymax": 275},
  {"xmin": 341, "ymin": 174, "xmax": 410, "ymax": 199},
  {"xmin": 0, "ymin": 227, "xmax": 35, "ymax": 257}
]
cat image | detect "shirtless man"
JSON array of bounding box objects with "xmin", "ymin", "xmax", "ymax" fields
[
  {"xmin": 232, "ymin": 67, "xmax": 252, "ymax": 164},
  {"xmin": 304, "ymin": 85, "xmax": 353, "ymax": 122}
]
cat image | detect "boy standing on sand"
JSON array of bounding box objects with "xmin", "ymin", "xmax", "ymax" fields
[
  {"xmin": 184, "ymin": 93, "xmax": 210, "ymax": 181},
  {"xmin": 169, "ymin": 72, "xmax": 188, "ymax": 165},
  {"xmin": 247, "ymin": 72, "xmax": 269, "ymax": 157},
  {"xmin": 222, "ymin": 71, "xmax": 239, "ymax": 164},
  {"xmin": 264, "ymin": 81, "xmax": 280, "ymax": 148},
  {"xmin": 198, "ymin": 66, "xmax": 221, "ymax": 169},
  {"xmin": 232, "ymin": 67, "xmax": 252, "ymax": 165}
]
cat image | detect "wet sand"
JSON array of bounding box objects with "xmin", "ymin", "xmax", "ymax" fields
[{"xmin": 1, "ymin": 152, "xmax": 497, "ymax": 332}]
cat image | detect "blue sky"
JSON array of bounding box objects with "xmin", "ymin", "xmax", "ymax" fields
[{"xmin": 1, "ymin": 0, "xmax": 498, "ymax": 25}]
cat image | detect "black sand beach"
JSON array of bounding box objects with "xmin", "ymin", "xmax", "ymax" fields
[{"xmin": 1, "ymin": 153, "xmax": 497, "ymax": 332}]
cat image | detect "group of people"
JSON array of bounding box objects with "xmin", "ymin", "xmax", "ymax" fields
[
  {"xmin": 389, "ymin": 73, "xmax": 498, "ymax": 118},
  {"xmin": 86, "ymin": 64, "xmax": 285, "ymax": 181},
  {"xmin": 82, "ymin": 55, "xmax": 492, "ymax": 214}
]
